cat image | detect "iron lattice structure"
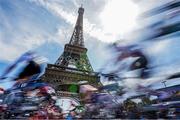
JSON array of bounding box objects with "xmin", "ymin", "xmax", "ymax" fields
[
  {"xmin": 55, "ymin": 7, "xmax": 93, "ymax": 72},
  {"xmin": 42, "ymin": 7, "xmax": 100, "ymax": 89}
]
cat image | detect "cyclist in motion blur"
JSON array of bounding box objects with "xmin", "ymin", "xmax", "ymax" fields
[{"xmin": 0, "ymin": 51, "xmax": 62, "ymax": 119}]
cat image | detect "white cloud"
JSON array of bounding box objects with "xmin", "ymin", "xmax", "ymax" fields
[
  {"xmin": 29, "ymin": 0, "xmax": 139, "ymax": 43},
  {"xmin": 29, "ymin": 0, "xmax": 77, "ymax": 25},
  {"xmin": 54, "ymin": 26, "xmax": 73, "ymax": 45},
  {"xmin": 0, "ymin": 33, "xmax": 48, "ymax": 62},
  {"xmin": 0, "ymin": 0, "xmax": 66, "ymax": 61},
  {"xmin": 99, "ymin": 0, "xmax": 139, "ymax": 35},
  {"xmin": 0, "ymin": 41, "xmax": 23, "ymax": 61}
]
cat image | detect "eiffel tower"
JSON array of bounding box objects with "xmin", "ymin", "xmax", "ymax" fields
[
  {"xmin": 55, "ymin": 6, "xmax": 93, "ymax": 72},
  {"xmin": 42, "ymin": 6, "xmax": 100, "ymax": 94}
]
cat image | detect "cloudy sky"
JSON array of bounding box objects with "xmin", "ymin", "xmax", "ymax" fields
[
  {"xmin": 0, "ymin": 0, "xmax": 141, "ymax": 73},
  {"xmin": 0, "ymin": 0, "xmax": 180, "ymax": 90}
]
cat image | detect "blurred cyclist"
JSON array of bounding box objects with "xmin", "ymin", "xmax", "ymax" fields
[{"xmin": 1, "ymin": 51, "xmax": 62, "ymax": 119}]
